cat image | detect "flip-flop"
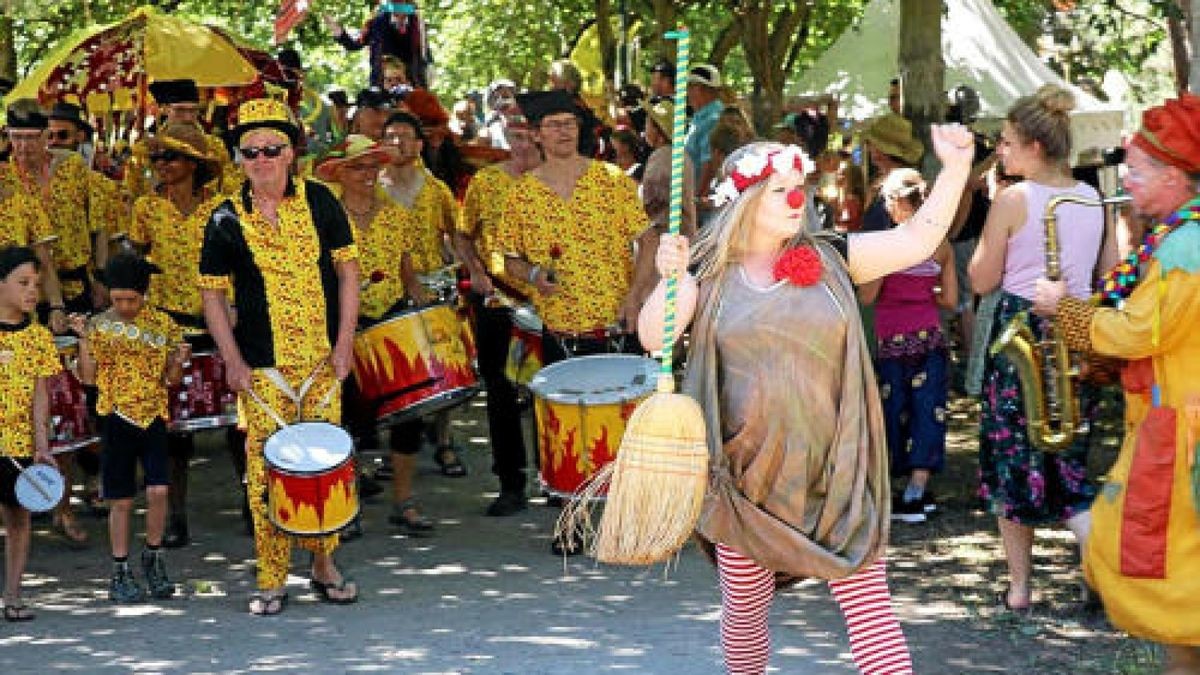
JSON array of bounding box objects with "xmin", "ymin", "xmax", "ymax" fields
[
  {"xmin": 997, "ymin": 588, "xmax": 1033, "ymax": 617},
  {"xmin": 3, "ymin": 605, "xmax": 34, "ymax": 622},
  {"xmin": 310, "ymin": 577, "xmax": 358, "ymax": 605},
  {"xmin": 248, "ymin": 592, "xmax": 288, "ymax": 616}
]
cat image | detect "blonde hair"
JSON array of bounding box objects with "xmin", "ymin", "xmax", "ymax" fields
[
  {"xmin": 692, "ymin": 141, "xmax": 814, "ymax": 280},
  {"xmin": 1007, "ymin": 84, "xmax": 1075, "ymax": 163}
]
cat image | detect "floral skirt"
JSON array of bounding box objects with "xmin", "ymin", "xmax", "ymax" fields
[{"xmin": 978, "ymin": 293, "xmax": 1097, "ymax": 525}]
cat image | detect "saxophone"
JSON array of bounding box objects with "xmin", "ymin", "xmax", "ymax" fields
[{"xmin": 988, "ymin": 193, "xmax": 1130, "ymax": 453}]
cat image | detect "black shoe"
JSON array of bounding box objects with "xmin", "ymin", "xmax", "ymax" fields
[
  {"xmin": 434, "ymin": 445, "xmax": 468, "ymax": 478},
  {"xmin": 162, "ymin": 518, "xmax": 190, "ymax": 549},
  {"xmin": 919, "ymin": 489, "xmax": 937, "ymax": 514},
  {"xmin": 485, "ymin": 491, "xmax": 528, "ymax": 517},
  {"xmin": 891, "ymin": 496, "xmax": 926, "ymax": 524},
  {"xmin": 141, "ymin": 549, "xmax": 175, "ymax": 600}
]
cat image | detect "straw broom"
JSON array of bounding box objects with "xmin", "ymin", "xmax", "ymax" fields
[{"xmin": 558, "ymin": 28, "xmax": 709, "ymax": 565}]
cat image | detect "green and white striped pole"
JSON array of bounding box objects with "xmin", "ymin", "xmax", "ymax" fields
[{"xmin": 657, "ymin": 26, "xmax": 689, "ymax": 393}]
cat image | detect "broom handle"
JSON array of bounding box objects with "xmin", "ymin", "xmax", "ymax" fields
[{"xmin": 658, "ymin": 27, "xmax": 689, "ymax": 394}]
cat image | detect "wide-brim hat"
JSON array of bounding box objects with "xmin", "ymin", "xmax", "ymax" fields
[
  {"xmin": 862, "ymin": 112, "xmax": 924, "ymax": 165},
  {"xmin": 314, "ymin": 134, "xmax": 394, "ymax": 182},
  {"xmin": 403, "ymin": 88, "xmax": 449, "ymax": 129},
  {"xmin": 148, "ymin": 79, "xmax": 200, "ymax": 106},
  {"xmin": 687, "ymin": 64, "xmax": 722, "ymax": 89},
  {"xmin": 515, "ymin": 90, "xmax": 576, "ymax": 125},
  {"xmin": 647, "ymin": 99, "xmax": 674, "ymax": 137},
  {"xmin": 5, "ymin": 98, "xmax": 48, "ymax": 130},
  {"xmin": 48, "ymin": 101, "xmax": 93, "ymax": 135},
  {"xmin": 144, "ymin": 122, "xmax": 221, "ymax": 175},
  {"xmin": 232, "ymin": 97, "xmax": 300, "ymax": 145}
]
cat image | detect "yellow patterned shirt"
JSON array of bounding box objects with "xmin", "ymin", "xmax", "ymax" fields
[
  {"xmin": 0, "ymin": 152, "xmax": 123, "ymax": 298},
  {"xmin": 0, "ymin": 189, "xmax": 55, "ymax": 248},
  {"xmin": 199, "ymin": 179, "xmax": 359, "ymax": 369},
  {"xmin": 350, "ymin": 189, "xmax": 418, "ymax": 320},
  {"xmin": 383, "ymin": 169, "xmax": 457, "ymax": 274},
  {"xmin": 88, "ymin": 307, "xmax": 181, "ymax": 428},
  {"xmin": 129, "ymin": 191, "xmax": 228, "ymax": 317},
  {"xmin": 496, "ymin": 160, "xmax": 648, "ymax": 331},
  {"xmin": 460, "ymin": 163, "xmax": 520, "ymax": 278},
  {"xmin": 0, "ymin": 319, "xmax": 61, "ymax": 457}
]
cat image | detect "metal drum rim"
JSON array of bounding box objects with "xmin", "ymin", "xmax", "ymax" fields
[{"xmin": 527, "ymin": 354, "xmax": 658, "ymax": 405}]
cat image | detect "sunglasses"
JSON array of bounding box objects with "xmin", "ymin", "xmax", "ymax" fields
[
  {"xmin": 48, "ymin": 129, "xmax": 75, "ymax": 141},
  {"xmin": 149, "ymin": 150, "xmax": 183, "ymax": 163},
  {"xmin": 239, "ymin": 144, "xmax": 289, "ymax": 160}
]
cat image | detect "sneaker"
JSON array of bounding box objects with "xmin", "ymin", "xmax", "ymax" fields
[
  {"xmin": 141, "ymin": 550, "xmax": 175, "ymax": 600},
  {"xmin": 110, "ymin": 563, "xmax": 146, "ymax": 603},
  {"xmin": 891, "ymin": 496, "xmax": 927, "ymax": 524},
  {"xmin": 485, "ymin": 491, "xmax": 528, "ymax": 517}
]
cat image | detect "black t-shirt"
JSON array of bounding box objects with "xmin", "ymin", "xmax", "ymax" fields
[
  {"xmin": 199, "ymin": 179, "xmax": 353, "ymax": 368},
  {"xmin": 953, "ymin": 187, "xmax": 991, "ymax": 242},
  {"xmin": 860, "ymin": 196, "xmax": 894, "ymax": 233}
]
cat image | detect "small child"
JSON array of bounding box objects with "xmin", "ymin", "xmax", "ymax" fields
[
  {"xmin": 0, "ymin": 247, "xmax": 62, "ymax": 621},
  {"xmin": 74, "ymin": 253, "xmax": 187, "ymax": 602},
  {"xmin": 859, "ymin": 168, "xmax": 958, "ymax": 523}
]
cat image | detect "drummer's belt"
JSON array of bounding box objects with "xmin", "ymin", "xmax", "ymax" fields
[{"xmin": 545, "ymin": 327, "xmax": 630, "ymax": 357}]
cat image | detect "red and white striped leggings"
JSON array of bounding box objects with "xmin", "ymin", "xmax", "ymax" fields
[{"xmin": 716, "ymin": 543, "xmax": 913, "ymax": 675}]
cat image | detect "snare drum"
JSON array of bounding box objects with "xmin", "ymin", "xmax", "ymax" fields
[
  {"xmin": 169, "ymin": 336, "xmax": 238, "ymax": 432},
  {"xmin": 504, "ymin": 305, "xmax": 543, "ymax": 386},
  {"xmin": 352, "ymin": 303, "xmax": 479, "ymax": 424},
  {"xmin": 263, "ymin": 421, "xmax": 359, "ymax": 536},
  {"xmin": 528, "ymin": 355, "xmax": 657, "ymax": 497},
  {"xmin": 49, "ymin": 336, "xmax": 98, "ymax": 454}
]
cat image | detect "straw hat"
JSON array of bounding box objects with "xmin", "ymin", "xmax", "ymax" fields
[
  {"xmin": 145, "ymin": 123, "xmax": 221, "ymax": 176},
  {"xmin": 232, "ymin": 97, "xmax": 300, "ymax": 145},
  {"xmin": 313, "ymin": 134, "xmax": 393, "ymax": 182},
  {"xmin": 647, "ymin": 99, "xmax": 674, "ymax": 138},
  {"xmin": 862, "ymin": 112, "xmax": 924, "ymax": 165}
]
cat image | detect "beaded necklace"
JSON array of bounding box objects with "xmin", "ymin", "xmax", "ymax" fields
[{"xmin": 1099, "ymin": 196, "xmax": 1200, "ymax": 302}]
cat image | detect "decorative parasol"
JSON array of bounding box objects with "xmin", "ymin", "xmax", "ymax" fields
[{"xmin": 4, "ymin": 5, "xmax": 259, "ymax": 112}]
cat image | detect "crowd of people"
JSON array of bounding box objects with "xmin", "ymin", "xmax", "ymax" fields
[{"xmin": 0, "ymin": 18, "xmax": 1198, "ymax": 673}]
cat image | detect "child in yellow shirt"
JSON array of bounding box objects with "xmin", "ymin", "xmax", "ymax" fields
[
  {"xmin": 74, "ymin": 253, "xmax": 187, "ymax": 603},
  {"xmin": 0, "ymin": 246, "xmax": 62, "ymax": 621}
]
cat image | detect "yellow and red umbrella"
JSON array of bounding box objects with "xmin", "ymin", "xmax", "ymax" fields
[{"xmin": 5, "ymin": 5, "xmax": 259, "ymax": 110}]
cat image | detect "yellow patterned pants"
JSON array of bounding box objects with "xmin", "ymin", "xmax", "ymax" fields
[{"xmin": 242, "ymin": 362, "xmax": 342, "ymax": 590}]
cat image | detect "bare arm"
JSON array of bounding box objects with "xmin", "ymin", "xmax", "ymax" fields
[
  {"xmin": 33, "ymin": 377, "xmax": 53, "ymax": 464},
  {"xmin": 637, "ymin": 233, "xmax": 699, "ymax": 352},
  {"xmin": 330, "ymin": 259, "xmax": 361, "ymax": 380},
  {"xmin": 936, "ymin": 240, "xmax": 959, "ymax": 310},
  {"xmin": 202, "ymin": 289, "xmax": 251, "ymax": 391},
  {"xmin": 846, "ymin": 125, "xmax": 975, "ymax": 283},
  {"xmin": 857, "ymin": 278, "xmax": 883, "ymax": 305},
  {"xmin": 968, "ymin": 185, "xmax": 1024, "ymax": 295}
]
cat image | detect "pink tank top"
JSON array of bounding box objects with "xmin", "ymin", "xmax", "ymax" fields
[
  {"xmin": 875, "ymin": 259, "xmax": 941, "ymax": 339},
  {"xmin": 1002, "ymin": 181, "xmax": 1104, "ymax": 301}
]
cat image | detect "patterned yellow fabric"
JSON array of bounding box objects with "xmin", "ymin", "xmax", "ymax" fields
[
  {"xmin": 198, "ymin": 274, "xmax": 231, "ymax": 291},
  {"xmin": 125, "ymin": 133, "xmax": 236, "ymax": 201},
  {"xmin": 230, "ymin": 180, "xmax": 358, "ymax": 369},
  {"xmin": 129, "ymin": 192, "xmax": 228, "ymax": 316},
  {"xmin": 1057, "ymin": 297, "xmax": 1097, "ymax": 353},
  {"xmin": 495, "ymin": 160, "xmax": 647, "ymax": 331},
  {"xmin": 0, "ymin": 152, "xmax": 123, "ymax": 298},
  {"xmin": 242, "ymin": 362, "xmax": 340, "ymax": 590},
  {"xmin": 0, "ymin": 191, "xmax": 55, "ymax": 247},
  {"xmin": 0, "ymin": 321, "xmax": 61, "ymax": 457},
  {"xmin": 459, "ymin": 164, "xmax": 515, "ymax": 276},
  {"xmin": 349, "ymin": 189, "xmax": 418, "ymax": 320},
  {"xmin": 394, "ymin": 170, "xmax": 457, "ymax": 274},
  {"xmin": 1082, "ymin": 255, "xmax": 1200, "ymax": 644},
  {"xmin": 87, "ymin": 308, "xmax": 182, "ymax": 429}
]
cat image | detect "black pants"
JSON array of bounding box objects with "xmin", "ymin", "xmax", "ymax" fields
[{"xmin": 468, "ymin": 293, "xmax": 528, "ymax": 493}]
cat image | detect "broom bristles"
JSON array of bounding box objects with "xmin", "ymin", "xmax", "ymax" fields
[{"xmin": 557, "ymin": 391, "xmax": 709, "ymax": 565}]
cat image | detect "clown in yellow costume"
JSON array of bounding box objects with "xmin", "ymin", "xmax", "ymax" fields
[{"xmin": 1035, "ymin": 95, "xmax": 1200, "ymax": 668}]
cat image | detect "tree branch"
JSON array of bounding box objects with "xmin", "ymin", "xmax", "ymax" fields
[{"xmin": 707, "ymin": 13, "xmax": 743, "ymax": 67}]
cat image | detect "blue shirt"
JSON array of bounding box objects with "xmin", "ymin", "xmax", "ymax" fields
[{"xmin": 684, "ymin": 100, "xmax": 724, "ymax": 184}]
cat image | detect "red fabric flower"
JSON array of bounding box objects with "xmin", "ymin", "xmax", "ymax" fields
[
  {"xmin": 549, "ymin": 244, "xmax": 564, "ymax": 260},
  {"xmin": 773, "ymin": 246, "xmax": 822, "ymax": 287},
  {"xmin": 369, "ymin": 269, "xmax": 387, "ymax": 284}
]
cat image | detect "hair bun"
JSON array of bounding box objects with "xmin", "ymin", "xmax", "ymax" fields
[{"xmin": 1035, "ymin": 85, "xmax": 1076, "ymax": 116}]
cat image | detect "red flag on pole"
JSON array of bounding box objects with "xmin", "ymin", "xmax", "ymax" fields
[{"xmin": 274, "ymin": 0, "xmax": 310, "ymax": 45}]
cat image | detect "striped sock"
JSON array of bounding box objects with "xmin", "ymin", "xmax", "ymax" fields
[
  {"xmin": 828, "ymin": 558, "xmax": 914, "ymax": 674},
  {"xmin": 716, "ymin": 543, "xmax": 775, "ymax": 675}
]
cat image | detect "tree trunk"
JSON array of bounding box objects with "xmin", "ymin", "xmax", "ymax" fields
[
  {"xmin": 898, "ymin": 0, "xmax": 945, "ymax": 170},
  {"xmin": 648, "ymin": 0, "xmax": 677, "ymax": 64},
  {"xmin": 594, "ymin": 0, "xmax": 617, "ymax": 91},
  {"xmin": 1190, "ymin": 0, "xmax": 1199, "ymax": 93},
  {"xmin": 0, "ymin": 14, "xmax": 16, "ymax": 83},
  {"xmin": 1168, "ymin": 0, "xmax": 1191, "ymax": 92}
]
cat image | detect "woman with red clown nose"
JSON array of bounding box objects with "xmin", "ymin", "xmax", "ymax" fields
[
  {"xmin": 1033, "ymin": 93, "xmax": 1200, "ymax": 673},
  {"xmin": 640, "ymin": 125, "xmax": 975, "ymax": 675}
]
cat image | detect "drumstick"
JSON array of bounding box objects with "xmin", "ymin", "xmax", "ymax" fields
[{"xmin": 243, "ymin": 387, "xmax": 291, "ymax": 429}]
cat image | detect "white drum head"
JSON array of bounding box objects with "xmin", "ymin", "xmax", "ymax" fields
[
  {"xmin": 263, "ymin": 422, "xmax": 353, "ymax": 473},
  {"xmin": 528, "ymin": 354, "xmax": 658, "ymax": 405},
  {"xmin": 15, "ymin": 463, "xmax": 65, "ymax": 513}
]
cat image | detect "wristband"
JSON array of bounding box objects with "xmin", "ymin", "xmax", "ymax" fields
[{"xmin": 527, "ymin": 265, "xmax": 541, "ymax": 284}]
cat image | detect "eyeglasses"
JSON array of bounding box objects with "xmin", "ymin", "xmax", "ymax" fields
[
  {"xmin": 48, "ymin": 129, "xmax": 74, "ymax": 141},
  {"xmin": 239, "ymin": 144, "xmax": 289, "ymax": 160},
  {"xmin": 540, "ymin": 119, "xmax": 578, "ymax": 132},
  {"xmin": 149, "ymin": 150, "xmax": 183, "ymax": 163}
]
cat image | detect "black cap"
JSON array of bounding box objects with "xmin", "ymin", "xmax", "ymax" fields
[
  {"xmin": 327, "ymin": 90, "xmax": 349, "ymax": 108},
  {"xmin": 649, "ymin": 58, "xmax": 675, "ymax": 80},
  {"xmin": 0, "ymin": 77, "xmax": 14, "ymax": 96},
  {"xmin": 48, "ymin": 101, "xmax": 94, "ymax": 134},
  {"xmin": 278, "ymin": 48, "xmax": 303, "ymax": 72},
  {"xmin": 514, "ymin": 90, "xmax": 576, "ymax": 124},
  {"xmin": 5, "ymin": 99, "xmax": 48, "ymax": 130},
  {"xmin": 149, "ymin": 79, "xmax": 200, "ymax": 105},
  {"xmin": 355, "ymin": 87, "xmax": 393, "ymax": 110},
  {"xmin": 619, "ymin": 83, "xmax": 644, "ymax": 106}
]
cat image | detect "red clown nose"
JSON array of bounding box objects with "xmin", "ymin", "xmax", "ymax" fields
[{"xmin": 786, "ymin": 188, "xmax": 806, "ymax": 209}]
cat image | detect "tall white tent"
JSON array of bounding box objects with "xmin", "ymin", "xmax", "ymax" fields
[{"xmin": 791, "ymin": 0, "xmax": 1124, "ymax": 161}]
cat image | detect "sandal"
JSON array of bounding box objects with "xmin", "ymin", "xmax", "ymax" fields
[
  {"xmin": 433, "ymin": 446, "xmax": 468, "ymax": 478},
  {"xmin": 997, "ymin": 587, "xmax": 1033, "ymax": 616},
  {"xmin": 248, "ymin": 591, "xmax": 288, "ymax": 616},
  {"xmin": 53, "ymin": 516, "xmax": 90, "ymax": 546},
  {"xmin": 310, "ymin": 577, "xmax": 359, "ymax": 605},
  {"xmin": 388, "ymin": 499, "xmax": 434, "ymax": 536},
  {"xmin": 3, "ymin": 604, "xmax": 34, "ymax": 622}
]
